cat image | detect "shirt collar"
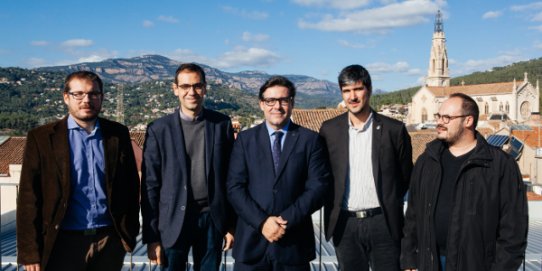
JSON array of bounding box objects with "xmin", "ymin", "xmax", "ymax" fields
[
  {"xmin": 179, "ymin": 108, "xmax": 204, "ymax": 122},
  {"xmin": 67, "ymin": 115, "xmax": 100, "ymax": 134},
  {"xmin": 348, "ymin": 111, "xmax": 373, "ymax": 132},
  {"xmin": 265, "ymin": 119, "xmax": 290, "ymax": 137}
]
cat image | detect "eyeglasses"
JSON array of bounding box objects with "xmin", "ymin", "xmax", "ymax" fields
[
  {"xmin": 67, "ymin": 91, "xmax": 102, "ymax": 100},
  {"xmin": 261, "ymin": 97, "xmax": 292, "ymax": 107},
  {"xmin": 434, "ymin": 113, "xmax": 468, "ymax": 124},
  {"xmin": 177, "ymin": 82, "xmax": 205, "ymax": 92}
]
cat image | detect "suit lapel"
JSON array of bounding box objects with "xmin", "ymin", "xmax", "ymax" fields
[
  {"xmin": 256, "ymin": 123, "xmax": 274, "ymax": 175},
  {"xmin": 51, "ymin": 117, "xmax": 71, "ymax": 197},
  {"xmin": 371, "ymin": 112, "xmax": 382, "ymax": 188},
  {"xmin": 275, "ymin": 122, "xmax": 300, "ymax": 180},
  {"xmin": 173, "ymin": 110, "xmax": 189, "ymax": 182},
  {"xmin": 336, "ymin": 113, "xmax": 350, "ymax": 184},
  {"xmin": 100, "ymin": 119, "xmax": 119, "ymax": 196},
  {"xmin": 204, "ymin": 110, "xmax": 214, "ymax": 181}
]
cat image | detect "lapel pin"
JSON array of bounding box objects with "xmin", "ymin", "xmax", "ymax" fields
[{"xmin": 376, "ymin": 125, "xmax": 381, "ymax": 130}]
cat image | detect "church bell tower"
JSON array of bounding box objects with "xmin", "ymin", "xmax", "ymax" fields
[{"xmin": 425, "ymin": 10, "xmax": 450, "ymax": 87}]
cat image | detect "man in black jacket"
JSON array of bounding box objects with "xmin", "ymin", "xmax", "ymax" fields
[
  {"xmin": 320, "ymin": 64, "xmax": 412, "ymax": 271},
  {"xmin": 401, "ymin": 93, "xmax": 528, "ymax": 271}
]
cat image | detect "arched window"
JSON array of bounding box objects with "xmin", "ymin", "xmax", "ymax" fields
[
  {"xmin": 485, "ymin": 103, "xmax": 489, "ymax": 114},
  {"xmin": 422, "ymin": 108, "xmax": 428, "ymax": 123},
  {"xmin": 505, "ymin": 102, "xmax": 510, "ymax": 113},
  {"xmin": 499, "ymin": 102, "xmax": 503, "ymax": 112}
]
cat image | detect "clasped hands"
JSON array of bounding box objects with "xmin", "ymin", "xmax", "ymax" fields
[{"xmin": 261, "ymin": 216, "xmax": 288, "ymax": 243}]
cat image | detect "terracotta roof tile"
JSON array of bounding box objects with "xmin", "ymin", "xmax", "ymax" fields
[
  {"xmin": 409, "ymin": 131, "xmax": 436, "ymax": 162},
  {"xmin": 427, "ymin": 81, "xmax": 516, "ymax": 97},
  {"xmin": 130, "ymin": 131, "xmax": 146, "ymax": 148},
  {"xmin": 511, "ymin": 127, "xmax": 542, "ymax": 148},
  {"xmin": 0, "ymin": 133, "xmax": 146, "ymax": 176},
  {"xmin": 528, "ymin": 191, "xmax": 542, "ymax": 201},
  {"xmin": 0, "ymin": 137, "xmax": 26, "ymax": 176},
  {"xmin": 291, "ymin": 109, "xmax": 346, "ymax": 132}
]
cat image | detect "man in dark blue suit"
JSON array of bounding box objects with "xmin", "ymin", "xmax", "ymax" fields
[
  {"xmin": 141, "ymin": 63, "xmax": 235, "ymax": 271},
  {"xmin": 227, "ymin": 76, "xmax": 330, "ymax": 271}
]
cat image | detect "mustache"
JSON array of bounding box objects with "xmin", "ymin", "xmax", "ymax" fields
[
  {"xmin": 348, "ymin": 98, "xmax": 360, "ymax": 103},
  {"xmin": 437, "ymin": 124, "xmax": 447, "ymax": 130}
]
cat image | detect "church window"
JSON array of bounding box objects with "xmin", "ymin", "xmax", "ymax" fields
[{"xmin": 422, "ymin": 108, "xmax": 428, "ymax": 123}]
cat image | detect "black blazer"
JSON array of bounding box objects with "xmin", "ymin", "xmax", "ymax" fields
[
  {"xmin": 227, "ymin": 122, "xmax": 330, "ymax": 264},
  {"xmin": 319, "ymin": 111, "xmax": 412, "ymax": 242},
  {"xmin": 17, "ymin": 117, "xmax": 140, "ymax": 269},
  {"xmin": 141, "ymin": 108, "xmax": 235, "ymax": 248}
]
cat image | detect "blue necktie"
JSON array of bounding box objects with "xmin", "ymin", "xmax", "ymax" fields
[{"xmin": 272, "ymin": 131, "xmax": 284, "ymax": 174}]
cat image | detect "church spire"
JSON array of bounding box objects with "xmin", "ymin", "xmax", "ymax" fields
[
  {"xmin": 425, "ymin": 10, "xmax": 450, "ymax": 87},
  {"xmin": 434, "ymin": 10, "xmax": 443, "ymax": 33}
]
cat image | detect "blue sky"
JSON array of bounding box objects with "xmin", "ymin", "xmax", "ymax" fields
[{"xmin": 1, "ymin": 0, "xmax": 542, "ymax": 91}]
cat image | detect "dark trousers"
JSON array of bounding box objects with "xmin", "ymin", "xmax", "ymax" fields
[
  {"xmin": 162, "ymin": 211, "xmax": 223, "ymax": 271},
  {"xmin": 234, "ymin": 253, "xmax": 310, "ymax": 271},
  {"xmin": 46, "ymin": 227, "xmax": 126, "ymax": 271},
  {"xmin": 333, "ymin": 212, "xmax": 400, "ymax": 271}
]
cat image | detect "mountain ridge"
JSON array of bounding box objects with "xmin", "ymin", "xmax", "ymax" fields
[{"xmin": 36, "ymin": 54, "xmax": 340, "ymax": 96}]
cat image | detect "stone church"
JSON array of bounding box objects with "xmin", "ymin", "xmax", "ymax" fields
[{"xmin": 407, "ymin": 11, "xmax": 540, "ymax": 125}]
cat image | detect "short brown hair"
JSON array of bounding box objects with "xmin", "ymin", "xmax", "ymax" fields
[{"xmin": 63, "ymin": 71, "xmax": 103, "ymax": 93}]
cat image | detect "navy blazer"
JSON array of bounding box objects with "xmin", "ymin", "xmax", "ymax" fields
[
  {"xmin": 141, "ymin": 109, "xmax": 235, "ymax": 248},
  {"xmin": 320, "ymin": 111, "xmax": 412, "ymax": 242},
  {"xmin": 227, "ymin": 122, "xmax": 330, "ymax": 264}
]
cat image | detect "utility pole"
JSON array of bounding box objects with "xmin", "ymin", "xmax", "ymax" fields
[{"xmin": 116, "ymin": 84, "xmax": 125, "ymax": 124}]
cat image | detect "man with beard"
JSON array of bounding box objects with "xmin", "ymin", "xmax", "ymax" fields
[
  {"xmin": 401, "ymin": 93, "xmax": 528, "ymax": 271},
  {"xmin": 17, "ymin": 71, "xmax": 140, "ymax": 271},
  {"xmin": 319, "ymin": 64, "xmax": 412, "ymax": 271},
  {"xmin": 141, "ymin": 63, "xmax": 235, "ymax": 271}
]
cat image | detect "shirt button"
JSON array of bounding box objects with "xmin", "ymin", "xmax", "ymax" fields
[
  {"xmin": 55, "ymin": 225, "xmax": 59, "ymax": 230},
  {"xmin": 181, "ymin": 206, "xmax": 186, "ymax": 211}
]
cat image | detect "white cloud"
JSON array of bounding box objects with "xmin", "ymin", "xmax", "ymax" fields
[
  {"xmin": 337, "ymin": 39, "xmax": 373, "ymax": 49},
  {"xmin": 298, "ymin": 0, "xmax": 440, "ymax": 32},
  {"xmin": 214, "ymin": 47, "xmax": 280, "ymax": 69},
  {"xmin": 222, "ymin": 6, "xmax": 269, "ymax": 20},
  {"xmin": 482, "ymin": 11, "xmax": 502, "ymax": 19},
  {"xmin": 157, "ymin": 15, "xmax": 179, "ymax": 23},
  {"xmin": 167, "ymin": 47, "xmax": 280, "ymax": 70},
  {"xmin": 511, "ymin": 2, "xmax": 542, "ymax": 12},
  {"xmin": 532, "ymin": 11, "xmax": 542, "ymax": 22},
  {"xmin": 31, "ymin": 40, "xmax": 49, "ymax": 46},
  {"xmin": 453, "ymin": 51, "xmax": 525, "ymax": 75},
  {"xmin": 292, "ymin": 0, "xmax": 371, "ymax": 10},
  {"xmin": 61, "ymin": 39, "xmax": 94, "ymax": 48},
  {"xmin": 529, "ymin": 25, "xmax": 542, "ymax": 31},
  {"xmin": 242, "ymin": 32, "xmax": 270, "ymax": 42},
  {"xmin": 534, "ymin": 41, "xmax": 542, "ymax": 49},
  {"xmin": 143, "ymin": 20, "xmax": 154, "ymax": 28},
  {"xmin": 168, "ymin": 49, "xmax": 212, "ymax": 64},
  {"xmin": 26, "ymin": 57, "xmax": 47, "ymax": 68},
  {"xmin": 367, "ymin": 61, "xmax": 410, "ymax": 73},
  {"xmin": 363, "ymin": 61, "xmax": 424, "ymax": 77}
]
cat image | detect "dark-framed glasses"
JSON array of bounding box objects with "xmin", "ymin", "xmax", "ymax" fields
[
  {"xmin": 434, "ymin": 113, "xmax": 468, "ymax": 124},
  {"xmin": 177, "ymin": 82, "xmax": 205, "ymax": 92},
  {"xmin": 67, "ymin": 91, "xmax": 102, "ymax": 100},
  {"xmin": 261, "ymin": 97, "xmax": 292, "ymax": 107}
]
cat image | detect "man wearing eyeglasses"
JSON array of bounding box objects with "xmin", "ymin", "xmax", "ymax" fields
[
  {"xmin": 319, "ymin": 64, "xmax": 412, "ymax": 271},
  {"xmin": 401, "ymin": 93, "xmax": 528, "ymax": 271},
  {"xmin": 141, "ymin": 63, "xmax": 235, "ymax": 271},
  {"xmin": 227, "ymin": 76, "xmax": 330, "ymax": 271},
  {"xmin": 17, "ymin": 71, "xmax": 140, "ymax": 271}
]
